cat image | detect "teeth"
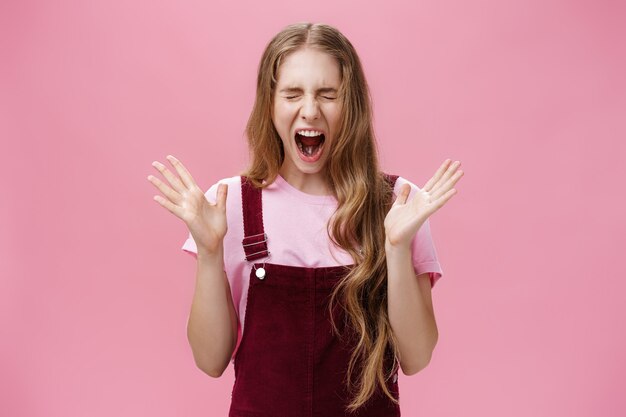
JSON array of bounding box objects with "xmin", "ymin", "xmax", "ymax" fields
[{"xmin": 297, "ymin": 130, "xmax": 323, "ymax": 137}]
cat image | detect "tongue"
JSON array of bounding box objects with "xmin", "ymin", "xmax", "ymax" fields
[{"xmin": 299, "ymin": 135, "xmax": 323, "ymax": 146}]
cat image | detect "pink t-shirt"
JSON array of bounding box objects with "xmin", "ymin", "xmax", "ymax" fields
[{"xmin": 182, "ymin": 174, "xmax": 444, "ymax": 361}]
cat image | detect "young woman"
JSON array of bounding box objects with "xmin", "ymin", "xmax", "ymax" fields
[{"xmin": 148, "ymin": 22, "xmax": 463, "ymax": 416}]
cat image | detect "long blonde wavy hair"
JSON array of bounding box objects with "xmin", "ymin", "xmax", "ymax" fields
[{"xmin": 242, "ymin": 22, "xmax": 401, "ymax": 411}]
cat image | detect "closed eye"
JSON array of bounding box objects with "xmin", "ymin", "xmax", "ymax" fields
[{"xmin": 283, "ymin": 94, "xmax": 335, "ymax": 100}]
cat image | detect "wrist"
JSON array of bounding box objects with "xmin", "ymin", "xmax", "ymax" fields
[
  {"xmin": 384, "ymin": 238, "xmax": 412, "ymax": 256},
  {"xmin": 196, "ymin": 242, "xmax": 224, "ymax": 262}
]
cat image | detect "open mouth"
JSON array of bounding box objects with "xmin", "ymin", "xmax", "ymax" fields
[{"xmin": 294, "ymin": 130, "xmax": 325, "ymax": 161}]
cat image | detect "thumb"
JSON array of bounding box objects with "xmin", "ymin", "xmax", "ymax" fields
[
  {"xmin": 393, "ymin": 183, "xmax": 411, "ymax": 206},
  {"xmin": 216, "ymin": 183, "xmax": 228, "ymax": 210}
]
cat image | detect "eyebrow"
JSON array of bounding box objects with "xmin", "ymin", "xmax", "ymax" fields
[{"xmin": 278, "ymin": 87, "xmax": 338, "ymax": 94}]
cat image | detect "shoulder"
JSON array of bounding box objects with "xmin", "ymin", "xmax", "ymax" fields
[
  {"xmin": 214, "ymin": 175, "xmax": 243, "ymax": 188},
  {"xmin": 202, "ymin": 175, "xmax": 242, "ymax": 204}
]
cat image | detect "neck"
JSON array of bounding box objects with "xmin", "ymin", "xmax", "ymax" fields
[{"xmin": 278, "ymin": 167, "xmax": 333, "ymax": 196}]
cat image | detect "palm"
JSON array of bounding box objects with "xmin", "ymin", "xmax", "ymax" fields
[
  {"xmin": 384, "ymin": 159, "xmax": 464, "ymax": 248},
  {"xmin": 185, "ymin": 193, "xmax": 227, "ymax": 251}
]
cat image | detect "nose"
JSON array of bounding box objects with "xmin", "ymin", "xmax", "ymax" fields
[{"xmin": 300, "ymin": 95, "xmax": 320, "ymax": 121}]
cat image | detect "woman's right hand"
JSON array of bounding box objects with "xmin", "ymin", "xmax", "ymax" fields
[{"xmin": 147, "ymin": 155, "xmax": 228, "ymax": 255}]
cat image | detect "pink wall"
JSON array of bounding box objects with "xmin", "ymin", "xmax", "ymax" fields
[{"xmin": 2, "ymin": 0, "xmax": 625, "ymax": 416}]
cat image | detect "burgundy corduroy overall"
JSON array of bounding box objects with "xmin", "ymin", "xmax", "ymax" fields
[{"xmin": 228, "ymin": 175, "xmax": 401, "ymax": 417}]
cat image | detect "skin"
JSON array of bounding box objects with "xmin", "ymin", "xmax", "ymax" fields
[
  {"xmin": 385, "ymin": 159, "xmax": 464, "ymax": 374},
  {"xmin": 272, "ymin": 47, "xmax": 342, "ymax": 196},
  {"xmin": 148, "ymin": 156, "xmax": 235, "ymax": 377},
  {"xmin": 146, "ymin": 48, "xmax": 465, "ymax": 376}
]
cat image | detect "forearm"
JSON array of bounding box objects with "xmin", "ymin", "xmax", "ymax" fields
[
  {"xmin": 386, "ymin": 241, "xmax": 438, "ymax": 375},
  {"xmin": 187, "ymin": 244, "xmax": 238, "ymax": 377}
]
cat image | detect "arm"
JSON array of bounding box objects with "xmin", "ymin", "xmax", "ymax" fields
[
  {"xmin": 187, "ymin": 244, "xmax": 239, "ymax": 378},
  {"xmin": 147, "ymin": 155, "xmax": 237, "ymax": 378},
  {"xmin": 383, "ymin": 159, "xmax": 464, "ymax": 375},
  {"xmin": 386, "ymin": 243, "xmax": 437, "ymax": 375}
]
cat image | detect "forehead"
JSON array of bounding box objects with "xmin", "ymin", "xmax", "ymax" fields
[{"xmin": 275, "ymin": 47, "xmax": 341, "ymax": 88}]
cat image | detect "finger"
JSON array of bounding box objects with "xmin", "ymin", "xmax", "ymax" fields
[
  {"xmin": 429, "ymin": 160, "xmax": 461, "ymax": 194},
  {"xmin": 166, "ymin": 155, "xmax": 198, "ymax": 190},
  {"xmin": 422, "ymin": 159, "xmax": 452, "ymax": 192},
  {"xmin": 431, "ymin": 169, "xmax": 464, "ymax": 201},
  {"xmin": 393, "ymin": 184, "xmax": 411, "ymax": 206},
  {"xmin": 147, "ymin": 174, "xmax": 182, "ymax": 204},
  {"xmin": 216, "ymin": 183, "xmax": 228, "ymax": 210},
  {"xmin": 152, "ymin": 194, "xmax": 184, "ymax": 218},
  {"xmin": 432, "ymin": 188, "xmax": 458, "ymax": 211},
  {"xmin": 152, "ymin": 160, "xmax": 186, "ymax": 193}
]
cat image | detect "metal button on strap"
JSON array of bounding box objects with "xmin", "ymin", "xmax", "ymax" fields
[
  {"xmin": 392, "ymin": 373, "xmax": 398, "ymax": 383},
  {"xmin": 255, "ymin": 267, "xmax": 266, "ymax": 279}
]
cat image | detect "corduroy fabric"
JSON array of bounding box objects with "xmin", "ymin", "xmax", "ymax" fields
[{"xmin": 229, "ymin": 176, "xmax": 401, "ymax": 417}]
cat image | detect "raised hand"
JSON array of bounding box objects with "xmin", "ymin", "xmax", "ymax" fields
[
  {"xmin": 384, "ymin": 159, "xmax": 464, "ymax": 249},
  {"xmin": 147, "ymin": 155, "xmax": 228, "ymax": 255}
]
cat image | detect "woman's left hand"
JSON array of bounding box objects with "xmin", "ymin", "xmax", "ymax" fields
[{"xmin": 384, "ymin": 159, "xmax": 464, "ymax": 249}]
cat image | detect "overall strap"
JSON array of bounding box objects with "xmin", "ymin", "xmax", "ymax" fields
[{"xmin": 240, "ymin": 176, "xmax": 270, "ymax": 261}]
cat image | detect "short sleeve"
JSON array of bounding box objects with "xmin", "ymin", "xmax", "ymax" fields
[
  {"xmin": 394, "ymin": 176, "xmax": 444, "ymax": 288},
  {"xmin": 181, "ymin": 182, "xmax": 220, "ymax": 258},
  {"xmin": 412, "ymin": 218, "xmax": 444, "ymax": 288}
]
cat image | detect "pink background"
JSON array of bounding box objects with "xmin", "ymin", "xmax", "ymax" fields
[{"xmin": 2, "ymin": 0, "xmax": 625, "ymax": 416}]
